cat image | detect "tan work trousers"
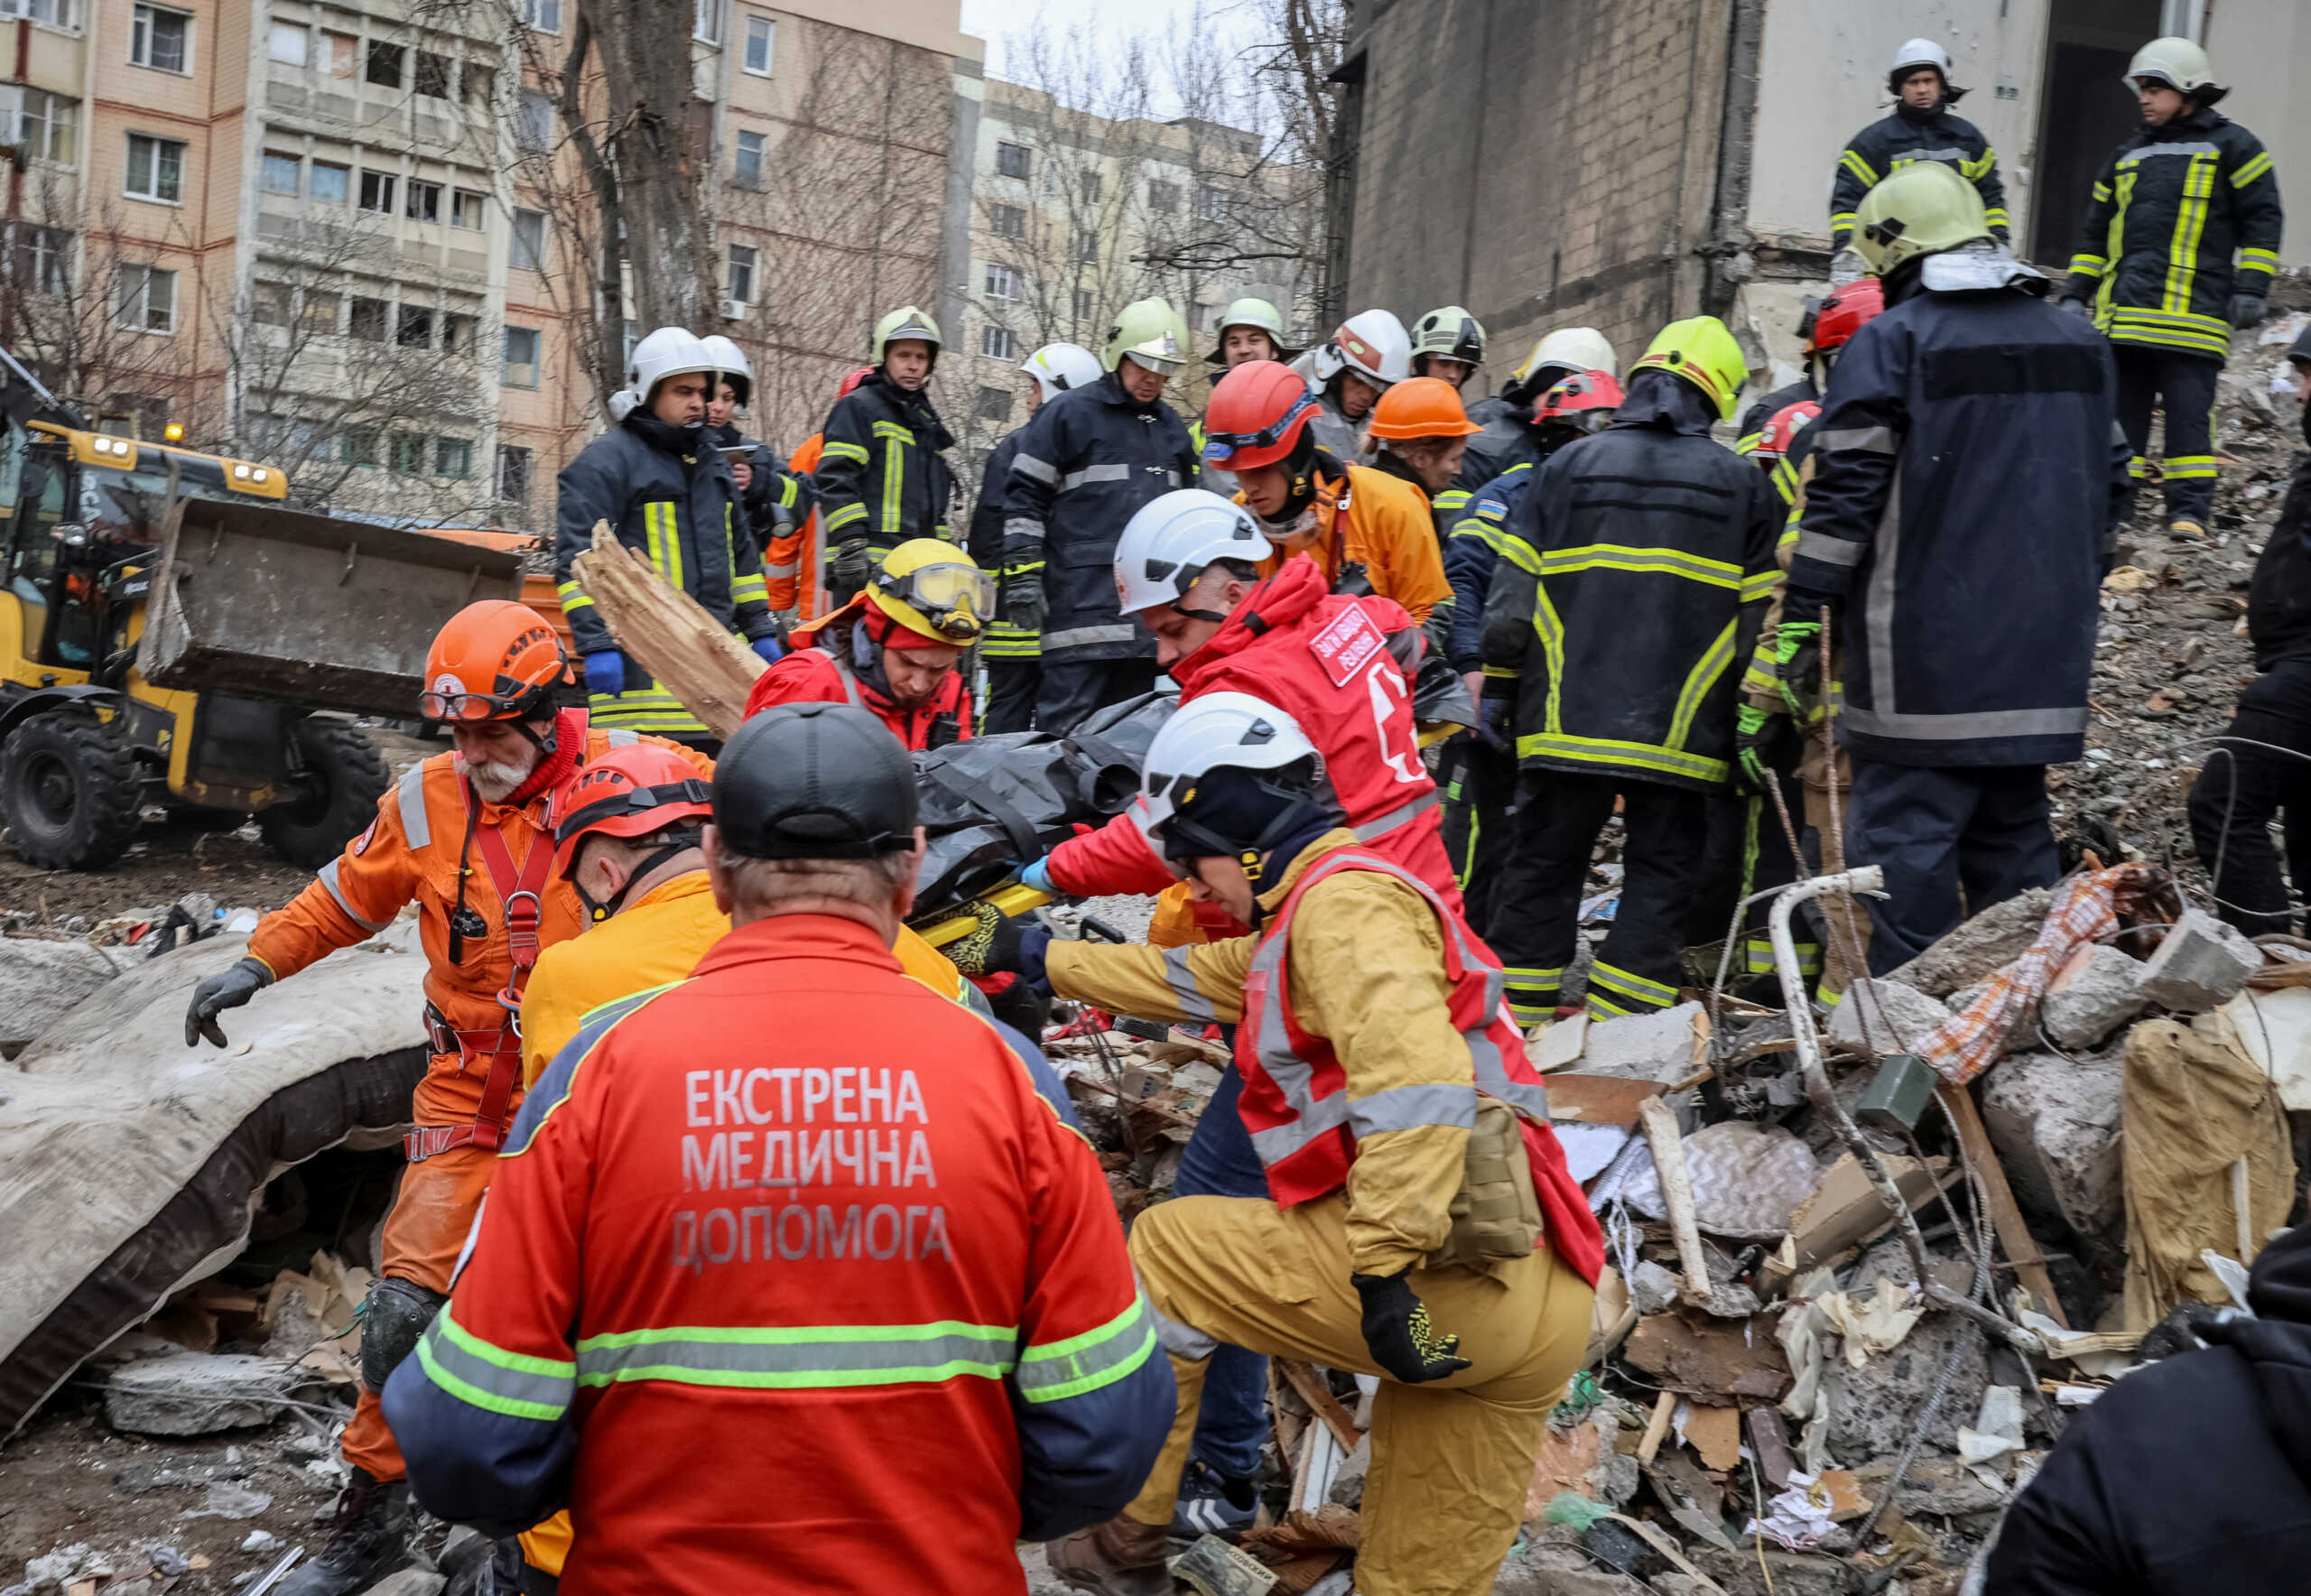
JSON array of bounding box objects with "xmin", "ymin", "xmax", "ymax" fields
[{"xmin": 1123, "ymin": 1194, "xmax": 1594, "ymax": 1596}]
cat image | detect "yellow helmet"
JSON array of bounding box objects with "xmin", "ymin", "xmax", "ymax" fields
[
  {"xmin": 1852, "ymin": 162, "xmax": 1992, "ymax": 278},
  {"xmin": 868, "ymin": 539, "xmax": 993, "ymax": 645},
  {"xmin": 1629, "ymin": 316, "xmax": 1749, "ymax": 422}
]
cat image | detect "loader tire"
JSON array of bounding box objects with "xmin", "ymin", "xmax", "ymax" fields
[
  {"xmin": 259, "ymin": 719, "xmax": 388, "ymax": 870},
  {"xmin": 0, "ymin": 708, "xmax": 147, "ymax": 870}
]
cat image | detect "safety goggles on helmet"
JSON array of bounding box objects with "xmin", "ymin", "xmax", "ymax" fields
[
  {"xmin": 1202, "ymin": 390, "xmax": 1320, "ymax": 466},
  {"xmin": 874, "ymin": 560, "xmax": 995, "ymax": 643},
  {"xmin": 420, "ymin": 676, "xmax": 556, "ymax": 724}
]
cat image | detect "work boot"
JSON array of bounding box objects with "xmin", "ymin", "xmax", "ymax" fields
[
  {"xmin": 2170, "ymin": 517, "xmax": 2208, "ymax": 539},
  {"xmin": 277, "ymin": 1467, "xmax": 413, "ymax": 1596},
  {"xmin": 1046, "ymin": 1515, "xmax": 1173, "ymax": 1595}
]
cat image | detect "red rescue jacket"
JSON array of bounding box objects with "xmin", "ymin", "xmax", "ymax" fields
[{"xmin": 745, "ymin": 598, "xmax": 973, "ymax": 752}]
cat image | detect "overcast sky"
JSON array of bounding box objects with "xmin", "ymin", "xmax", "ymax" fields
[{"xmin": 960, "ymin": 0, "xmax": 1248, "ymax": 88}]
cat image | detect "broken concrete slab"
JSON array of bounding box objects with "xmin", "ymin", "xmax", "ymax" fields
[
  {"xmin": 2137, "ymin": 908, "xmax": 2262, "ymax": 1012},
  {"xmin": 1981, "ymin": 1052, "xmax": 2127, "ymax": 1256},
  {"xmin": 0, "ymin": 938, "xmax": 122, "ymax": 1051},
  {"xmin": 103, "ymin": 1353, "xmax": 300, "ymax": 1436},
  {"xmin": 1577, "ymin": 1001, "xmax": 1707, "ymax": 1083},
  {"xmin": 1625, "ymin": 1311, "xmax": 1793, "ymax": 1402},
  {"xmin": 1823, "ymin": 1242, "xmax": 1990, "ymax": 1463},
  {"xmin": 1826, "ymin": 979, "xmax": 1951, "ymax": 1055},
  {"xmin": 1885, "ymin": 887, "xmax": 2054, "ymax": 998},
  {"xmin": 2041, "ymin": 943, "xmax": 2150, "ymax": 1050},
  {"xmin": 1491, "ymin": 1545, "xmax": 1647, "ymax": 1596}
]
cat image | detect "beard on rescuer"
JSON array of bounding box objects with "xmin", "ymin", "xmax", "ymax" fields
[{"xmin": 455, "ymin": 746, "xmax": 539, "ymax": 803}]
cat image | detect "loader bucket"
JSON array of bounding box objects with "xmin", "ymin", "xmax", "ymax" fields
[{"xmin": 136, "ymin": 497, "xmax": 525, "ymax": 718}]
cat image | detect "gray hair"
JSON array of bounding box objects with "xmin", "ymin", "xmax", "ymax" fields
[{"xmin": 719, "ymin": 852, "xmax": 913, "ymax": 915}]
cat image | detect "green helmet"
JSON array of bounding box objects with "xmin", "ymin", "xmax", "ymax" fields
[
  {"xmin": 1852, "ymin": 162, "xmax": 1992, "ymax": 277},
  {"xmin": 1203, "ymin": 297, "xmax": 1295, "ymax": 367},
  {"xmin": 2126, "ymin": 36, "xmax": 2223, "ymax": 100},
  {"xmin": 1105, "ymin": 297, "xmax": 1192, "ymax": 377},
  {"xmin": 1410, "ymin": 305, "xmax": 1487, "ymax": 367},
  {"xmin": 1629, "ymin": 316, "xmax": 1749, "ymax": 422},
  {"xmin": 872, "ymin": 305, "xmax": 942, "ymax": 365}
]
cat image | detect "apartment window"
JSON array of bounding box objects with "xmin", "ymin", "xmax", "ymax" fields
[
  {"xmin": 515, "ymin": 90, "xmax": 554, "ymax": 152},
  {"xmin": 0, "ymin": 0, "xmax": 79, "ymax": 23},
  {"xmin": 251, "ymin": 281, "xmax": 292, "ymax": 327},
  {"xmin": 124, "ymin": 134, "xmax": 184, "ymax": 202},
  {"xmin": 692, "ymin": 0, "xmax": 720, "ymax": 43},
  {"xmin": 436, "ymin": 438, "xmax": 472, "ymax": 478},
  {"xmin": 267, "ymin": 23, "xmax": 306, "ymax": 65},
  {"xmin": 726, "ymin": 244, "xmax": 756, "ymax": 303},
  {"xmin": 260, "ymin": 152, "xmax": 300, "ymax": 195},
  {"xmin": 320, "ymin": 31, "xmax": 356, "ymax": 77},
  {"xmin": 396, "ymin": 305, "xmax": 433, "ymax": 348},
  {"xmin": 390, "ymin": 432, "xmax": 426, "ymax": 475},
  {"xmin": 450, "ymin": 189, "xmax": 486, "ymax": 229},
  {"xmin": 974, "ymin": 385, "xmax": 1011, "ymax": 422},
  {"xmin": 3, "ymin": 87, "xmax": 79, "ymax": 165},
  {"xmin": 1072, "ymin": 288, "xmax": 1094, "ymax": 324},
  {"xmin": 733, "ymin": 128, "xmax": 764, "ymax": 189},
  {"xmin": 519, "ymin": 0, "xmax": 561, "ymax": 29},
  {"xmin": 742, "ymin": 14, "xmax": 774, "ymax": 75},
  {"xmin": 12, "ymin": 225, "xmax": 71, "ymax": 295},
  {"xmin": 979, "ymin": 325, "xmax": 1017, "ymax": 361},
  {"xmin": 995, "ymin": 142, "xmax": 1029, "ymax": 180},
  {"xmin": 461, "ymin": 62, "xmax": 493, "ymax": 106},
  {"xmin": 1073, "ymin": 227, "xmax": 1098, "ymax": 264},
  {"xmin": 310, "ymin": 162, "xmax": 348, "ymax": 203},
  {"xmin": 413, "ymin": 51, "xmax": 450, "ymax": 99},
  {"xmin": 365, "ymin": 41, "xmax": 403, "ymax": 88},
  {"xmin": 348, "ymin": 295, "xmax": 388, "ymax": 341},
  {"xmin": 357, "ymin": 170, "xmax": 396, "ymax": 213},
  {"xmin": 343, "ymin": 426, "xmax": 378, "ymax": 466},
  {"xmin": 302, "ymin": 289, "xmax": 341, "ymax": 331},
  {"xmin": 405, "ymin": 179, "xmax": 441, "ymax": 223},
  {"xmin": 989, "ymin": 203, "xmax": 1024, "ymax": 239},
  {"xmin": 1081, "ymin": 170, "xmax": 1102, "ymax": 204},
  {"xmin": 441, "ymin": 311, "xmax": 476, "ymax": 357},
  {"xmin": 1148, "ymin": 179, "xmax": 1178, "ymax": 213},
  {"xmin": 113, "ymin": 264, "xmax": 175, "ymax": 332},
  {"xmin": 510, "ymin": 208, "xmax": 546, "ymax": 271},
  {"xmin": 1197, "ymin": 185, "xmax": 1229, "ymax": 221},
  {"xmin": 502, "ymin": 325, "xmax": 541, "ymax": 388},
  {"xmin": 495, "ymin": 444, "xmax": 533, "ymax": 504},
  {"xmin": 130, "ymin": 4, "xmax": 190, "ymax": 72},
  {"xmin": 984, "ymin": 263, "xmax": 1020, "ymax": 302}
]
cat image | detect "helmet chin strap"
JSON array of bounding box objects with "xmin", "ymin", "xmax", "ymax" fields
[{"xmin": 575, "ymin": 832, "xmax": 703, "ymax": 923}]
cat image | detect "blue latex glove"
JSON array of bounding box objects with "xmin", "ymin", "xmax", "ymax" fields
[
  {"xmin": 582, "ymin": 649, "xmax": 627, "ymax": 697},
  {"xmin": 1020, "ymin": 855, "xmax": 1055, "ymax": 895},
  {"xmin": 751, "ymin": 635, "xmax": 784, "ymax": 664}
]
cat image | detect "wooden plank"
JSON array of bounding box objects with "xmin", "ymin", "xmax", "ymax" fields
[
  {"xmin": 1938, "ymin": 1082, "xmax": 2070, "ymax": 1329},
  {"xmin": 572, "ymin": 521, "xmax": 766, "ymax": 739},
  {"xmin": 1545, "ymin": 1073, "xmax": 1667, "ymax": 1127},
  {"xmin": 1276, "ymin": 1359, "xmax": 1361, "ymax": 1453},
  {"xmin": 1639, "ymin": 1097, "xmax": 1713, "ymax": 1305}
]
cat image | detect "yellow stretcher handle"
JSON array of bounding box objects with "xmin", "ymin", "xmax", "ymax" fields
[
  {"xmin": 1416, "ymin": 719, "xmax": 1462, "ymax": 749},
  {"xmin": 916, "ymin": 880, "xmax": 1055, "ymax": 948}
]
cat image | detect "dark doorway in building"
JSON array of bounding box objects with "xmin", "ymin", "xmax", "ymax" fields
[{"xmin": 2029, "ymin": 0, "xmax": 2162, "ymax": 266}]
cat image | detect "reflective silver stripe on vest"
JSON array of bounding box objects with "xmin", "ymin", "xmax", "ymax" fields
[
  {"xmin": 1061, "ymin": 463, "xmax": 1131, "ymax": 491},
  {"xmin": 1350, "ymin": 789, "xmax": 1439, "ymax": 843},
  {"xmin": 1814, "ymin": 425, "xmax": 1898, "ymax": 456},
  {"xmin": 319, "ymin": 858, "xmax": 390, "ymax": 933},
  {"xmin": 1795, "ymin": 530, "xmax": 1866, "ymax": 568},
  {"xmin": 604, "ymin": 728, "xmax": 640, "ymax": 746},
  {"xmin": 1162, "ymin": 944, "xmax": 1218, "ymax": 1025},
  {"xmin": 1012, "ymin": 453, "xmax": 1060, "ymax": 487},
  {"xmin": 1042, "ymin": 624, "xmax": 1141, "ymax": 651},
  {"xmin": 1349, "ymin": 1081, "xmax": 1477, "ymax": 1137},
  {"xmin": 766, "ymin": 561, "xmax": 799, "ymax": 579},
  {"xmin": 396, "ymin": 766, "xmax": 431, "ymax": 851},
  {"xmin": 2120, "ymin": 141, "xmax": 2222, "ymax": 162},
  {"xmin": 1840, "ymin": 703, "xmax": 2087, "ymax": 741},
  {"xmin": 1003, "ymin": 516, "xmax": 1046, "ymax": 544}
]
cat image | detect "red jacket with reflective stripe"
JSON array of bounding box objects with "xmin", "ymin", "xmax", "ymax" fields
[
  {"xmin": 383, "ymin": 915, "xmax": 1168, "ymax": 1594},
  {"xmin": 745, "ymin": 600, "xmax": 973, "ymax": 752},
  {"xmin": 1239, "ymin": 848, "xmax": 1602, "ymax": 1285},
  {"xmin": 1046, "ymin": 558, "xmax": 1456, "ymax": 905}
]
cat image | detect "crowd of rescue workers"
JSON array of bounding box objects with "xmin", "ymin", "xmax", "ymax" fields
[{"xmin": 164, "ymin": 32, "xmax": 2305, "ymax": 1596}]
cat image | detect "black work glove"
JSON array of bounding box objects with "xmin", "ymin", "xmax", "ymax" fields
[
  {"xmin": 830, "ymin": 537, "xmax": 873, "ymax": 599},
  {"xmin": 1002, "ymin": 565, "xmax": 1047, "ymax": 632},
  {"xmin": 1352, "ymin": 1271, "xmax": 1471, "ymax": 1384},
  {"xmin": 2230, "ymin": 292, "xmax": 2269, "ymax": 330},
  {"xmin": 944, "ymin": 903, "xmax": 1052, "ymax": 986},
  {"xmin": 2059, "ymin": 295, "xmax": 2096, "ymax": 324},
  {"xmin": 1476, "ymin": 694, "xmax": 1514, "ymax": 754},
  {"xmin": 185, "ymin": 956, "xmax": 274, "ymax": 1048}
]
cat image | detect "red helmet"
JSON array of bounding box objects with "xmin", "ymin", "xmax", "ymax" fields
[
  {"xmin": 1202, "ymin": 359, "xmax": 1320, "ymax": 470},
  {"xmin": 837, "ymin": 366, "xmax": 872, "ymax": 400},
  {"xmin": 548, "ymin": 744, "xmax": 713, "ymax": 874},
  {"xmin": 420, "ymin": 601, "xmax": 571, "ymax": 723},
  {"xmin": 1810, "ymin": 279, "xmax": 1884, "ymax": 355},
  {"xmin": 1536, "ymin": 368, "xmax": 1624, "ymax": 430},
  {"xmin": 1753, "ymin": 399, "xmax": 1824, "ymax": 459}
]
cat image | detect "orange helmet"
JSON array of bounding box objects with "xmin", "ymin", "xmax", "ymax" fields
[
  {"xmin": 548, "ymin": 744, "xmax": 713, "ymax": 875},
  {"xmin": 1366, "ymin": 376, "xmax": 1482, "ymax": 441},
  {"xmin": 1537, "ymin": 369, "xmax": 1624, "ymax": 431},
  {"xmin": 1202, "ymin": 359, "xmax": 1321, "ymax": 469},
  {"xmin": 421, "ymin": 601, "xmax": 571, "ymax": 723}
]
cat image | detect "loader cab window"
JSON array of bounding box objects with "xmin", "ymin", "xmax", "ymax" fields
[
  {"xmin": 7, "ymin": 439, "xmax": 72, "ymax": 594},
  {"xmin": 79, "ymin": 458, "xmax": 182, "ymax": 548}
]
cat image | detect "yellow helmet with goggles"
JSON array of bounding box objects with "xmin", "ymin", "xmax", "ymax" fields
[{"xmin": 869, "ymin": 540, "xmax": 994, "ymax": 645}]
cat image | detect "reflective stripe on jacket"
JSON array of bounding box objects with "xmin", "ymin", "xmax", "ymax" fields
[
  {"xmin": 1248, "ymin": 465, "xmax": 1452, "ymax": 625},
  {"xmin": 812, "ymin": 374, "xmax": 957, "ymax": 561},
  {"xmin": 2067, "ymin": 107, "xmax": 2284, "ymax": 358},
  {"xmin": 970, "ymin": 426, "xmax": 1039, "ymax": 660},
  {"xmin": 1830, "ymin": 104, "xmax": 2008, "ymax": 248}
]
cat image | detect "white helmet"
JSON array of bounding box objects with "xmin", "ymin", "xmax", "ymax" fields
[
  {"xmin": 1138, "ymin": 691, "xmax": 1322, "ymax": 841},
  {"xmin": 1515, "ymin": 327, "xmax": 1618, "ymax": 394},
  {"xmin": 1889, "ymin": 37, "xmax": 1954, "ymax": 90},
  {"xmin": 1112, "ymin": 489, "xmax": 1273, "ymax": 617},
  {"xmin": 626, "ymin": 326, "xmax": 715, "ymax": 403},
  {"xmin": 608, "ymin": 388, "xmax": 639, "ymax": 422},
  {"xmin": 697, "ymin": 334, "xmax": 752, "ymax": 405},
  {"xmin": 1310, "ymin": 310, "xmax": 1411, "ymax": 390},
  {"xmin": 1019, "ymin": 342, "xmax": 1104, "ymax": 403},
  {"xmin": 2126, "ymin": 36, "xmax": 2222, "ymax": 100}
]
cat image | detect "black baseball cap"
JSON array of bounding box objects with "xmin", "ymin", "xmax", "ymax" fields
[{"xmin": 713, "ymin": 702, "xmax": 917, "ymax": 858}]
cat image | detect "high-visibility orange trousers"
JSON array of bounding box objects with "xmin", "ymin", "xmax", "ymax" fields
[
  {"xmin": 339, "ymin": 1143, "xmax": 497, "ymax": 1480},
  {"xmin": 1122, "ymin": 1194, "xmax": 1593, "ymax": 1596}
]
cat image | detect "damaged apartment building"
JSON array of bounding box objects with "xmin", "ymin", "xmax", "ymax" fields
[{"xmin": 1331, "ymin": 0, "xmax": 2309, "ymax": 383}]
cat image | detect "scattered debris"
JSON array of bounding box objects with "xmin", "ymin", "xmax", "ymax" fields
[{"xmin": 102, "ymin": 1356, "xmax": 305, "ymax": 1439}]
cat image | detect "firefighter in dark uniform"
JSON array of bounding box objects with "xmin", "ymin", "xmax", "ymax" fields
[
  {"xmin": 813, "ymin": 306, "xmax": 959, "ymax": 605},
  {"xmin": 1828, "ymin": 39, "xmax": 2008, "ymax": 283},
  {"xmin": 2061, "ymin": 36, "xmax": 2284, "ymax": 538}
]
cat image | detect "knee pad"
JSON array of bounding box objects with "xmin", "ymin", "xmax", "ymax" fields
[{"xmin": 360, "ymin": 1277, "xmax": 449, "ymax": 1391}]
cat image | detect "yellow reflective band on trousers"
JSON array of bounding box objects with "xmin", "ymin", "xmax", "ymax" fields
[
  {"xmin": 417, "ymin": 1304, "xmax": 576, "ymax": 1423},
  {"xmin": 2105, "ymin": 306, "xmax": 2230, "ymax": 358},
  {"xmin": 981, "ymin": 621, "xmax": 1043, "ymax": 659},
  {"xmin": 1743, "ymin": 936, "xmax": 1821, "ymax": 977},
  {"xmin": 1590, "ymin": 960, "xmax": 1675, "ymax": 1012},
  {"xmin": 644, "ymin": 500, "xmax": 685, "ymax": 589}
]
